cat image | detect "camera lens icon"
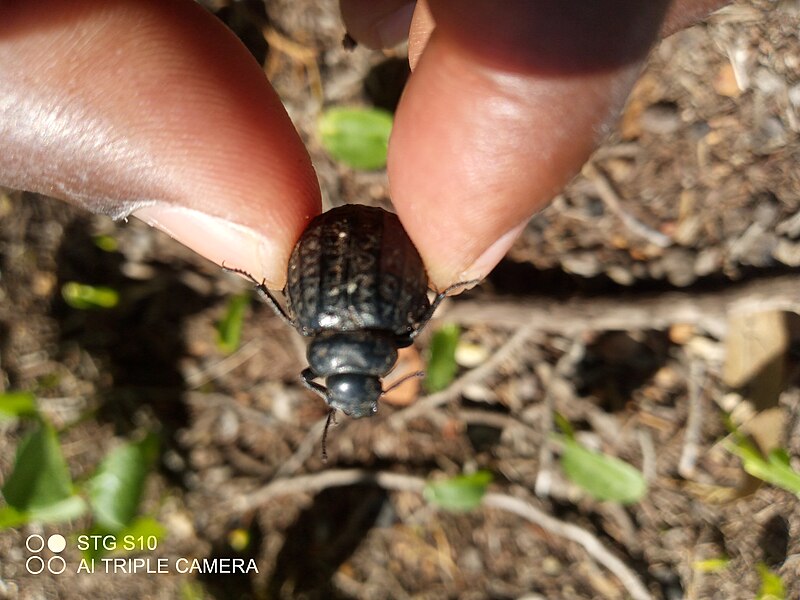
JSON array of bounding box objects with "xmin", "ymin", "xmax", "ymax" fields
[{"xmin": 25, "ymin": 534, "xmax": 67, "ymax": 575}]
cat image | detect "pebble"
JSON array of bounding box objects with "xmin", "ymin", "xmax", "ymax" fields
[
  {"xmin": 753, "ymin": 67, "xmax": 786, "ymax": 95},
  {"xmin": 216, "ymin": 409, "xmax": 240, "ymax": 443},
  {"xmin": 640, "ymin": 101, "xmax": 682, "ymax": 135},
  {"xmin": 120, "ymin": 262, "xmax": 157, "ymax": 280},
  {"xmin": 686, "ymin": 336, "xmax": 725, "ymax": 364},
  {"xmin": 753, "ymin": 198, "xmax": 779, "ymax": 227},
  {"xmin": 728, "ymin": 222, "xmax": 773, "ymax": 267},
  {"xmin": 458, "ymin": 547, "xmax": 484, "ymax": 573},
  {"xmin": 606, "ymin": 265, "xmax": 635, "ymax": 286},
  {"xmin": 542, "ymin": 556, "xmax": 563, "ymax": 576},
  {"xmin": 751, "ymin": 116, "xmax": 788, "ymax": 155},
  {"xmin": 647, "ymin": 259, "xmax": 665, "ymax": 280},
  {"xmin": 462, "ymin": 383, "xmax": 497, "ymax": 404},
  {"xmin": 508, "ymin": 375, "xmax": 539, "ymax": 406},
  {"xmin": 773, "ymin": 238, "xmax": 800, "ymax": 266},
  {"xmin": 674, "ymin": 215, "xmax": 702, "ymax": 246},
  {"xmin": 789, "ymin": 82, "xmax": 800, "ymax": 109},
  {"xmin": 776, "ymin": 211, "xmax": 800, "ymax": 238},
  {"xmin": 31, "ymin": 271, "xmax": 56, "ymax": 297},
  {"xmin": 631, "ymin": 262, "xmax": 648, "ymax": 280},
  {"xmin": 561, "ymin": 251, "xmax": 602, "ymax": 278},
  {"xmin": 694, "ymin": 247, "xmax": 722, "ymax": 276},
  {"xmin": 660, "ymin": 249, "xmax": 697, "ymax": 287},
  {"xmin": 669, "ymin": 323, "xmax": 696, "ymax": 345},
  {"xmin": 455, "ymin": 341, "xmax": 490, "ymax": 368},
  {"xmin": 654, "ymin": 365, "xmax": 682, "ymax": 388},
  {"xmin": 713, "ymin": 62, "xmax": 742, "ymax": 98},
  {"xmin": 165, "ymin": 510, "xmax": 196, "ymax": 541}
]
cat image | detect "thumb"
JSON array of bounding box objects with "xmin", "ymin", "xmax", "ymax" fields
[{"xmin": 0, "ymin": 0, "xmax": 320, "ymax": 287}]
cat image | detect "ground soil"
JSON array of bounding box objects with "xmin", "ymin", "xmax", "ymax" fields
[{"xmin": 1, "ymin": 1, "xmax": 799, "ymax": 599}]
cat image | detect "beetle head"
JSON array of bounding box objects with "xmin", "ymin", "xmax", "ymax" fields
[{"xmin": 325, "ymin": 373, "xmax": 381, "ymax": 418}]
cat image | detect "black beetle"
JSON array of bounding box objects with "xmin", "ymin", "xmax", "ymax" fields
[{"xmin": 226, "ymin": 204, "xmax": 475, "ymax": 420}]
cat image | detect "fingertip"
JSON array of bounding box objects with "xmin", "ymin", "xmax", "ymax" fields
[
  {"xmin": 389, "ymin": 28, "xmax": 647, "ymax": 288},
  {"xmin": 0, "ymin": 0, "xmax": 320, "ymax": 283},
  {"xmin": 133, "ymin": 204, "xmax": 296, "ymax": 289},
  {"xmin": 407, "ymin": 0, "xmax": 434, "ymax": 71},
  {"xmin": 339, "ymin": 0, "xmax": 415, "ymax": 49},
  {"xmin": 456, "ymin": 222, "xmax": 528, "ymax": 286}
]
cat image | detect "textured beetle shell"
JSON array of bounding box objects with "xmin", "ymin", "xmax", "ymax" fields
[{"xmin": 286, "ymin": 205, "xmax": 430, "ymax": 336}]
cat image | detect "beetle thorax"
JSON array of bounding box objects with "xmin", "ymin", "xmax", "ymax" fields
[
  {"xmin": 306, "ymin": 331, "xmax": 398, "ymax": 419},
  {"xmin": 306, "ymin": 330, "xmax": 398, "ymax": 378}
]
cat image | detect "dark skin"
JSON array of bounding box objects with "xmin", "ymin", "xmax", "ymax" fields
[{"xmin": 0, "ymin": 0, "xmax": 728, "ymax": 289}]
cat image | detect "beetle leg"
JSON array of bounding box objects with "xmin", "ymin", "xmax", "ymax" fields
[
  {"xmin": 254, "ymin": 286, "xmax": 297, "ymax": 328},
  {"xmin": 321, "ymin": 408, "xmax": 337, "ymax": 463},
  {"xmin": 409, "ymin": 279, "xmax": 481, "ymax": 339},
  {"xmin": 382, "ymin": 370, "xmax": 424, "ymax": 395},
  {"xmin": 222, "ymin": 263, "xmax": 296, "ymax": 328},
  {"xmin": 301, "ymin": 368, "xmax": 329, "ymax": 401}
]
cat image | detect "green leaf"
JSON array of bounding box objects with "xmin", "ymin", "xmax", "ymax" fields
[
  {"xmin": 3, "ymin": 423, "xmax": 74, "ymax": 511},
  {"xmin": 692, "ymin": 557, "xmax": 730, "ymax": 573},
  {"xmin": 425, "ymin": 324, "xmax": 461, "ymax": 393},
  {"xmin": 119, "ymin": 515, "xmax": 167, "ymax": 548},
  {"xmin": 424, "ymin": 471, "xmax": 493, "ymax": 512},
  {"xmin": 0, "ymin": 391, "xmax": 38, "ymax": 421},
  {"xmin": 88, "ymin": 434, "xmax": 159, "ymax": 531},
  {"xmin": 553, "ymin": 412, "xmax": 575, "ymax": 439},
  {"xmin": 62, "ymin": 281, "xmax": 119, "ymax": 309},
  {"xmin": 217, "ymin": 293, "xmax": 249, "ymax": 354},
  {"xmin": 558, "ymin": 437, "xmax": 647, "ymax": 504},
  {"xmin": 756, "ymin": 563, "xmax": 785, "ymax": 600},
  {"xmin": 27, "ymin": 495, "xmax": 87, "ymax": 524},
  {"xmin": 229, "ymin": 528, "xmax": 251, "ymax": 552},
  {"xmin": 318, "ymin": 107, "xmax": 393, "ymax": 170},
  {"xmin": 0, "ymin": 506, "xmax": 29, "ymax": 529},
  {"xmin": 724, "ymin": 434, "xmax": 800, "ymax": 496},
  {"xmin": 93, "ymin": 234, "xmax": 118, "ymax": 252}
]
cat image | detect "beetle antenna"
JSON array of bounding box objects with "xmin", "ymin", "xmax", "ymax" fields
[
  {"xmin": 321, "ymin": 408, "xmax": 337, "ymax": 463},
  {"xmin": 382, "ymin": 371, "xmax": 425, "ymax": 395}
]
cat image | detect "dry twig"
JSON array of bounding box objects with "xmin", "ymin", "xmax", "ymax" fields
[
  {"xmin": 185, "ymin": 339, "xmax": 262, "ymax": 389},
  {"xmin": 456, "ymin": 408, "xmax": 538, "ymax": 435},
  {"xmin": 227, "ymin": 469, "xmax": 652, "ymax": 600},
  {"xmin": 262, "ymin": 26, "xmax": 324, "ymax": 101},
  {"xmin": 483, "ymin": 493, "xmax": 653, "ymax": 600},
  {"xmin": 637, "ymin": 427, "xmax": 658, "ymax": 483},
  {"xmin": 582, "ymin": 161, "xmax": 672, "ymax": 248},
  {"xmin": 444, "ymin": 274, "xmax": 800, "ymax": 340},
  {"xmin": 679, "ymin": 359, "xmax": 706, "ymax": 478},
  {"xmin": 273, "ymin": 415, "xmax": 329, "ymax": 478},
  {"xmin": 387, "ymin": 323, "xmax": 543, "ymax": 428}
]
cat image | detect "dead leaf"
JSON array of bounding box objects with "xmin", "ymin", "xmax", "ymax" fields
[
  {"xmin": 723, "ymin": 311, "xmax": 787, "ymax": 411},
  {"xmin": 382, "ymin": 346, "xmax": 424, "ymax": 407}
]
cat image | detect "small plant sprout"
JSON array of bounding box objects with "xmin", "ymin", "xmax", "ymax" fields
[{"xmin": 318, "ymin": 106, "xmax": 393, "ymax": 170}]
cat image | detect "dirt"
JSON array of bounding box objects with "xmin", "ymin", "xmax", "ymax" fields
[{"xmin": 1, "ymin": 1, "xmax": 800, "ymax": 599}]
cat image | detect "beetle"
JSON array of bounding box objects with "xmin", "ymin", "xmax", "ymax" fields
[{"xmin": 226, "ymin": 204, "xmax": 476, "ymax": 421}]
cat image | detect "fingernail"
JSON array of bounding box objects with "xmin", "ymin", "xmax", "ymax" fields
[
  {"xmin": 133, "ymin": 204, "xmax": 282, "ymax": 286},
  {"xmin": 460, "ymin": 221, "xmax": 528, "ymax": 282},
  {"xmin": 376, "ymin": 2, "xmax": 416, "ymax": 47}
]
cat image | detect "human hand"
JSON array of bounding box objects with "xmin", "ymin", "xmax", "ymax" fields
[
  {"xmin": 341, "ymin": 0, "xmax": 729, "ymax": 285},
  {"xmin": 0, "ymin": 0, "xmax": 318, "ymax": 288},
  {"xmin": 0, "ymin": 0, "xmax": 727, "ymax": 290}
]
